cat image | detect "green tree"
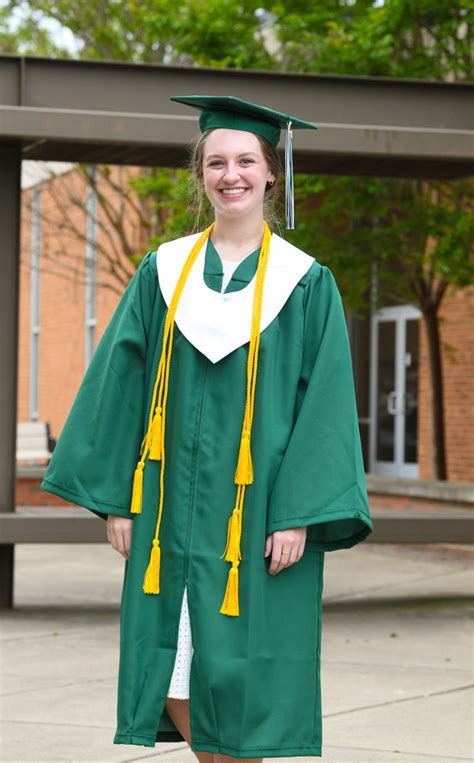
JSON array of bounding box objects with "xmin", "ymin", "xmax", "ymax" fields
[
  {"xmin": 293, "ymin": 173, "xmax": 473, "ymax": 480},
  {"xmin": 267, "ymin": 0, "xmax": 473, "ymax": 479},
  {"xmin": 270, "ymin": 0, "xmax": 472, "ymax": 80}
]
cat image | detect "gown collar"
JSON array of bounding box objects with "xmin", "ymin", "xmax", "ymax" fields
[
  {"xmin": 156, "ymin": 230, "xmax": 315, "ymax": 364},
  {"xmin": 203, "ymin": 236, "xmax": 261, "ymax": 294}
]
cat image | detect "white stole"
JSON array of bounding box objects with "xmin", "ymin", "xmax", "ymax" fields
[{"xmin": 155, "ymin": 231, "xmax": 315, "ymax": 364}]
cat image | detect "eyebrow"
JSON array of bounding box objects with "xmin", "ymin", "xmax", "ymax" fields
[{"xmin": 205, "ymin": 152, "xmax": 259, "ymax": 160}]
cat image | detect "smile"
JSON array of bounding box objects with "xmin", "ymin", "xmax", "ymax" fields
[{"xmin": 219, "ymin": 188, "xmax": 249, "ymax": 197}]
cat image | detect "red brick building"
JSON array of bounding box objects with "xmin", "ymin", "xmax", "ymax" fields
[{"xmin": 17, "ymin": 162, "xmax": 473, "ymax": 508}]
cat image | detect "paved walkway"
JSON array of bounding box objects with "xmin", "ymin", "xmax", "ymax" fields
[{"xmin": 1, "ymin": 541, "xmax": 472, "ymax": 762}]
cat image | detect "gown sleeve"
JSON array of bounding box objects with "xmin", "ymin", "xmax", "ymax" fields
[
  {"xmin": 266, "ymin": 263, "xmax": 373, "ymax": 551},
  {"xmin": 40, "ymin": 251, "xmax": 158, "ymax": 521}
]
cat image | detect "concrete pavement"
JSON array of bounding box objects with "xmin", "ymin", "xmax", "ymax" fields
[{"xmin": 1, "ymin": 541, "xmax": 472, "ymax": 762}]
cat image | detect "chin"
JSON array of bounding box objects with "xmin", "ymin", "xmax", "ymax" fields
[
  {"xmin": 214, "ymin": 203, "xmax": 247, "ymax": 216},
  {"xmin": 215, "ymin": 200, "xmax": 264, "ymax": 219}
]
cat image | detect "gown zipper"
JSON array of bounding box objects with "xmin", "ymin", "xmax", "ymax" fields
[{"xmin": 184, "ymin": 357, "xmax": 209, "ymax": 585}]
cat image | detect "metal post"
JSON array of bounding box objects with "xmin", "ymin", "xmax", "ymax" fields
[{"xmin": 0, "ymin": 144, "xmax": 21, "ymax": 609}]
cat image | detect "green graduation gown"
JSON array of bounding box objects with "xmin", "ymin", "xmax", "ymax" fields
[{"xmin": 41, "ymin": 230, "xmax": 373, "ymax": 758}]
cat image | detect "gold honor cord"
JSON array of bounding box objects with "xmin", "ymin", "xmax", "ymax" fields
[{"xmin": 130, "ymin": 221, "xmax": 272, "ymax": 616}]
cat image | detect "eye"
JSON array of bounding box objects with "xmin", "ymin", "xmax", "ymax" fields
[
  {"xmin": 208, "ymin": 160, "xmax": 223, "ymax": 167},
  {"xmin": 241, "ymin": 158, "xmax": 254, "ymax": 164}
]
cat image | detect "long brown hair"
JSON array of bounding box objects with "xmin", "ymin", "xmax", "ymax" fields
[{"xmin": 186, "ymin": 129, "xmax": 283, "ymax": 233}]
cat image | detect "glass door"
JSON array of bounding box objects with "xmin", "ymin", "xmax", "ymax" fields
[{"xmin": 370, "ymin": 305, "xmax": 421, "ymax": 477}]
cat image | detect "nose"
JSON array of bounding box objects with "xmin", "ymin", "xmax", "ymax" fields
[{"xmin": 222, "ymin": 163, "xmax": 241, "ymax": 183}]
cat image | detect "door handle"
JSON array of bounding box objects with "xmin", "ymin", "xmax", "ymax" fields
[
  {"xmin": 387, "ymin": 390, "xmax": 406, "ymax": 415},
  {"xmin": 387, "ymin": 391, "xmax": 397, "ymax": 414}
]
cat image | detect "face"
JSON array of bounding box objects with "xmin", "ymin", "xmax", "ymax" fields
[{"xmin": 202, "ymin": 129, "xmax": 275, "ymax": 220}]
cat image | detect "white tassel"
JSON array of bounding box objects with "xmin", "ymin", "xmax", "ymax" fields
[{"xmin": 285, "ymin": 120, "xmax": 294, "ymax": 230}]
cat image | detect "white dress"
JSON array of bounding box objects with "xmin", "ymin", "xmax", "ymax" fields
[
  {"xmin": 166, "ymin": 258, "xmax": 240, "ymax": 700},
  {"xmin": 167, "ymin": 586, "xmax": 193, "ymax": 698}
]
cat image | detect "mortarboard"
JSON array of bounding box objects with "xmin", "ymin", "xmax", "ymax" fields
[{"xmin": 169, "ymin": 95, "xmax": 319, "ymax": 229}]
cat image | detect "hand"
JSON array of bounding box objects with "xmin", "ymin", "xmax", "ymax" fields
[
  {"xmin": 107, "ymin": 516, "xmax": 133, "ymax": 560},
  {"xmin": 264, "ymin": 527, "xmax": 307, "ymax": 575}
]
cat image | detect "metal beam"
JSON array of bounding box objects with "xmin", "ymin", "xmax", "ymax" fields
[
  {"xmin": 0, "ymin": 143, "xmax": 21, "ymax": 609},
  {"xmin": 1, "ymin": 508, "xmax": 473, "ymax": 544},
  {"xmin": 0, "ymin": 55, "xmax": 472, "ymax": 178},
  {"xmin": 1, "ymin": 508, "xmax": 107, "ymax": 543}
]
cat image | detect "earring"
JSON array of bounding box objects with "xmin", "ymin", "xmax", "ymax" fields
[{"xmin": 268, "ymin": 179, "xmax": 275, "ymax": 186}]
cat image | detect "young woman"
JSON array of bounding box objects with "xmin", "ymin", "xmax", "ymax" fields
[{"xmin": 41, "ymin": 96, "xmax": 373, "ymax": 760}]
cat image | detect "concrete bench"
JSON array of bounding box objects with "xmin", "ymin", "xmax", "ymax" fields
[
  {"xmin": 16, "ymin": 422, "xmax": 56, "ymax": 462},
  {"xmin": 1, "ymin": 506, "xmax": 473, "ymax": 544}
]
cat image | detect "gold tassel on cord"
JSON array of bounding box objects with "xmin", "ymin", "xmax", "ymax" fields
[
  {"xmin": 234, "ymin": 429, "xmax": 253, "ymax": 485},
  {"xmin": 143, "ymin": 538, "xmax": 161, "ymax": 593},
  {"xmin": 148, "ymin": 406, "xmax": 163, "ymax": 460},
  {"xmin": 219, "ymin": 221, "xmax": 272, "ymax": 616},
  {"xmin": 138, "ymin": 226, "xmax": 215, "ymax": 596},
  {"xmin": 220, "ymin": 506, "xmax": 242, "ymax": 563},
  {"xmin": 220, "ymin": 563, "xmax": 240, "ymax": 616},
  {"xmin": 132, "ymin": 221, "xmax": 271, "ymax": 617},
  {"xmin": 130, "ymin": 459, "xmax": 145, "ymax": 514}
]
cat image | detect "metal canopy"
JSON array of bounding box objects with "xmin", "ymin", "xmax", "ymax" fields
[
  {"xmin": 1, "ymin": 55, "xmax": 473, "ymax": 178},
  {"xmin": 0, "ymin": 55, "xmax": 473, "ymax": 609}
]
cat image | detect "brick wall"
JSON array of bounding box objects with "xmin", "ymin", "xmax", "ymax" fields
[
  {"xmin": 16, "ymin": 473, "xmax": 71, "ymax": 507},
  {"xmin": 17, "ymin": 473, "xmax": 473, "ymax": 512},
  {"xmin": 418, "ymin": 284, "xmax": 474, "ymax": 481},
  {"xmin": 18, "ymin": 167, "xmax": 134, "ymax": 441}
]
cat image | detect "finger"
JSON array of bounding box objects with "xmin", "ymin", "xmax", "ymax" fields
[
  {"xmin": 264, "ymin": 535, "xmax": 273, "ymax": 558},
  {"xmin": 280, "ymin": 547, "xmax": 293, "ymax": 569},
  {"xmin": 287, "ymin": 545, "xmax": 298, "ymax": 565},
  {"xmin": 108, "ymin": 523, "xmax": 117, "ymax": 551},
  {"xmin": 273, "ymin": 545, "xmax": 298, "ymax": 575},
  {"xmin": 268, "ymin": 540, "xmax": 283, "ymax": 575},
  {"xmin": 123, "ymin": 526, "xmax": 132, "ymax": 560},
  {"xmin": 117, "ymin": 527, "xmax": 130, "ymax": 560},
  {"xmin": 109, "ymin": 524, "xmax": 126, "ymax": 559},
  {"xmin": 107, "ymin": 519, "xmax": 121, "ymax": 552},
  {"xmin": 271, "ymin": 545, "xmax": 291, "ymax": 576}
]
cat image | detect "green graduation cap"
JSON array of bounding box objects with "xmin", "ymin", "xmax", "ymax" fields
[{"xmin": 170, "ymin": 95, "xmax": 319, "ymax": 230}]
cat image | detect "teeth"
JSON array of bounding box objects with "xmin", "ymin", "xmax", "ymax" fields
[{"xmin": 221, "ymin": 188, "xmax": 247, "ymax": 195}]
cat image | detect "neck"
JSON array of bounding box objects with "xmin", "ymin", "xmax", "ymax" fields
[{"xmin": 211, "ymin": 211, "xmax": 265, "ymax": 251}]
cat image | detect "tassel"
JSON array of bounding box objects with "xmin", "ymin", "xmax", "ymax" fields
[
  {"xmin": 130, "ymin": 460, "xmax": 145, "ymax": 514},
  {"xmin": 143, "ymin": 538, "xmax": 161, "ymax": 594},
  {"xmin": 285, "ymin": 120, "xmax": 295, "ymax": 230},
  {"xmin": 219, "ymin": 563, "xmax": 239, "ymax": 616},
  {"xmin": 148, "ymin": 406, "xmax": 162, "ymax": 461},
  {"xmin": 234, "ymin": 430, "xmax": 253, "ymax": 484},
  {"xmin": 220, "ymin": 507, "xmax": 242, "ymax": 562}
]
